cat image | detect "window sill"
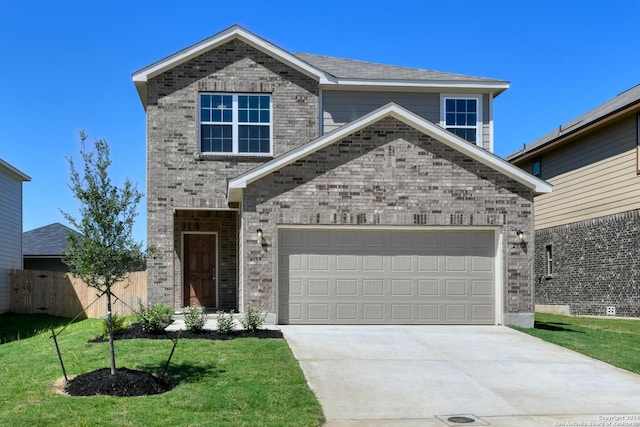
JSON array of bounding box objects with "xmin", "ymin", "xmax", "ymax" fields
[{"xmin": 195, "ymin": 153, "xmax": 274, "ymax": 161}]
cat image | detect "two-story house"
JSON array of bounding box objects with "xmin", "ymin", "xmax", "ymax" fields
[
  {"xmin": 133, "ymin": 25, "xmax": 550, "ymax": 327},
  {"xmin": 0, "ymin": 158, "xmax": 30, "ymax": 313},
  {"xmin": 508, "ymin": 84, "xmax": 640, "ymax": 317}
]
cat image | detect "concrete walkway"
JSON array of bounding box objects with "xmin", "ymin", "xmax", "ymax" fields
[{"xmin": 281, "ymin": 325, "xmax": 640, "ymax": 427}]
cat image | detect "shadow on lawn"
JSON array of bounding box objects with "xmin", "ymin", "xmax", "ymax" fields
[
  {"xmin": 0, "ymin": 313, "xmax": 72, "ymax": 344},
  {"xmin": 141, "ymin": 362, "xmax": 226, "ymax": 386},
  {"xmin": 534, "ymin": 321, "xmax": 584, "ymax": 333}
]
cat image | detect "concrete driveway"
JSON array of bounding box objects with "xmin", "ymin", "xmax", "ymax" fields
[{"xmin": 281, "ymin": 325, "xmax": 640, "ymax": 427}]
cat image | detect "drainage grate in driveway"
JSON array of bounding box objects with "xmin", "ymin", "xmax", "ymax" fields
[{"xmin": 436, "ymin": 414, "xmax": 488, "ymax": 426}]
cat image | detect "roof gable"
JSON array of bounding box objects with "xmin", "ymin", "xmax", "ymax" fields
[
  {"xmin": 132, "ymin": 25, "xmax": 331, "ymax": 107},
  {"xmin": 508, "ymin": 84, "xmax": 640, "ymax": 161},
  {"xmin": 23, "ymin": 223, "xmax": 82, "ymax": 256},
  {"xmin": 228, "ymin": 102, "xmax": 551, "ymax": 202}
]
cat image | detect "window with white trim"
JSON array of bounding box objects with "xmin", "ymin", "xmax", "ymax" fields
[
  {"xmin": 200, "ymin": 93, "xmax": 272, "ymax": 154},
  {"xmin": 442, "ymin": 95, "xmax": 482, "ymax": 146},
  {"xmin": 545, "ymin": 245, "xmax": 553, "ymax": 276}
]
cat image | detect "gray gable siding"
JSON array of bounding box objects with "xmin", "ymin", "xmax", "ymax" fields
[
  {"xmin": 323, "ymin": 91, "xmax": 492, "ymax": 151},
  {"xmin": 322, "ymin": 91, "xmax": 440, "ymax": 133},
  {"xmin": 241, "ymin": 117, "xmax": 534, "ymax": 317},
  {"xmin": 0, "ymin": 171, "xmax": 24, "ymax": 311},
  {"xmin": 145, "ymin": 38, "xmax": 319, "ymax": 305}
]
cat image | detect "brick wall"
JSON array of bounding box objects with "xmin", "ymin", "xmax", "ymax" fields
[
  {"xmin": 242, "ymin": 117, "xmax": 535, "ymax": 321},
  {"xmin": 535, "ymin": 209, "xmax": 640, "ymax": 317},
  {"xmin": 145, "ymin": 38, "xmax": 318, "ymax": 307}
]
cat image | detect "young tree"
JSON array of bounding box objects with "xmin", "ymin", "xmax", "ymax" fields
[{"xmin": 62, "ymin": 131, "xmax": 144, "ymax": 376}]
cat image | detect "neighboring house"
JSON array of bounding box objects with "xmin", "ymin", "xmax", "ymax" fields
[
  {"xmin": 0, "ymin": 159, "xmax": 30, "ymax": 312},
  {"xmin": 507, "ymin": 84, "xmax": 640, "ymax": 317},
  {"xmin": 23, "ymin": 223, "xmax": 82, "ymax": 272},
  {"xmin": 132, "ymin": 25, "xmax": 550, "ymax": 327}
]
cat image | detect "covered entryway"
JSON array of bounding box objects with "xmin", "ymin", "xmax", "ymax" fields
[
  {"xmin": 183, "ymin": 233, "xmax": 217, "ymax": 307},
  {"xmin": 278, "ymin": 228, "xmax": 496, "ymax": 324}
]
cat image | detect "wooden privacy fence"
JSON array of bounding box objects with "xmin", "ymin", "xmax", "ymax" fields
[{"xmin": 10, "ymin": 269, "xmax": 147, "ymax": 318}]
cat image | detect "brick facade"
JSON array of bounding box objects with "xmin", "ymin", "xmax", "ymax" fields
[
  {"xmin": 145, "ymin": 39, "xmax": 318, "ymax": 307},
  {"xmin": 242, "ymin": 117, "xmax": 535, "ymax": 323},
  {"xmin": 142, "ymin": 35, "xmax": 538, "ymax": 325},
  {"xmin": 535, "ymin": 209, "xmax": 640, "ymax": 317}
]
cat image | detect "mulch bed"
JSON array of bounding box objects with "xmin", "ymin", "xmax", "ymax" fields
[
  {"xmin": 89, "ymin": 323, "xmax": 283, "ymax": 342},
  {"xmin": 63, "ymin": 323, "xmax": 283, "ymax": 397},
  {"xmin": 65, "ymin": 368, "xmax": 172, "ymax": 397}
]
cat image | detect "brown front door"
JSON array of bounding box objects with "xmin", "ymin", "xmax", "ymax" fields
[{"xmin": 184, "ymin": 233, "xmax": 217, "ymax": 307}]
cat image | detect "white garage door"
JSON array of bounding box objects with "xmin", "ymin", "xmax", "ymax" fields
[{"xmin": 278, "ymin": 229, "xmax": 496, "ymax": 325}]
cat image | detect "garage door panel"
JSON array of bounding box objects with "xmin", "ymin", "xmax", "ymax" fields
[
  {"xmin": 418, "ymin": 255, "xmax": 439, "ymax": 272},
  {"xmin": 363, "ymin": 255, "xmax": 384, "ymax": 271},
  {"xmin": 445, "ymin": 256, "xmax": 468, "ymax": 272},
  {"xmin": 363, "ymin": 304, "xmax": 384, "ymax": 321},
  {"xmin": 391, "ymin": 255, "xmax": 413, "ymax": 271},
  {"xmin": 472, "ymin": 280, "xmax": 493, "ymax": 296},
  {"xmin": 391, "ymin": 304, "xmax": 413, "ymax": 321},
  {"xmin": 336, "ymin": 279, "xmax": 357, "ymax": 296},
  {"xmin": 279, "ymin": 229, "xmax": 495, "ymax": 325},
  {"xmin": 336, "ymin": 255, "xmax": 357, "ymax": 270},
  {"xmin": 391, "ymin": 280, "xmax": 413, "ymax": 296},
  {"xmin": 418, "ymin": 304, "xmax": 439, "ymax": 320},
  {"xmin": 308, "ymin": 280, "xmax": 330, "ymax": 296},
  {"xmin": 472, "ymin": 256, "xmax": 493, "ymax": 272},
  {"xmin": 308, "ymin": 303, "xmax": 330, "ymax": 320},
  {"xmin": 419, "ymin": 279, "xmax": 439, "ymax": 296},
  {"xmin": 308, "ymin": 254, "xmax": 329, "ymax": 271},
  {"xmin": 336, "ymin": 303, "xmax": 357, "ymax": 321},
  {"xmin": 363, "ymin": 279, "xmax": 384, "ymax": 296}
]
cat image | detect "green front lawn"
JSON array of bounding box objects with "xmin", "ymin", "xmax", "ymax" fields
[
  {"xmin": 0, "ymin": 314, "xmax": 324, "ymax": 427},
  {"xmin": 513, "ymin": 312, "xmax": 640, "ymax": 374}
]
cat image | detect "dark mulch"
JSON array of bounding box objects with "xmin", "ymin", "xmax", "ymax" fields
[
  {"xmin": 68, "ymin": 323, "xmax": 283, "ymax": 397},
  {"xmin": 65, "ymin": 367, "xmax": 172, "ymax": 397},
  {"xmin": 89, "ymin": 323, "xmax": 283, "ymax": 342}
]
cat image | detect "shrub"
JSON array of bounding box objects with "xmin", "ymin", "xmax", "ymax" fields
[
  {"xmin": 136, "ymin": 301, "xmax": 174, "ymax": 334},
  {"xmin": 216, "ymin": 310, "xmax": 235, "ymax": 335},
  {"xmin": 240, "ymin": 303, "xmax": 265, "ymax": 332},
  {"xmin": 183, "ymin": 306, "xmax": 207, "ymax": 332},
  {"xmin": 101, "ymin": 313, "xmax": 127, "ymax": 338}
]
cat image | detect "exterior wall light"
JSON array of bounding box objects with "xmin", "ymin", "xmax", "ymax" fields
[
  {"xmin": 256, "ymin": 228, "xmax": 263, "ymax": 240},
  {"xmin": 513, "ymin": 229, "xmax": 527, "ymax": 248}
]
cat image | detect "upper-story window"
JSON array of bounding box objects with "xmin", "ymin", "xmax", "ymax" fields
[
  {"xmin": 532, "ymin": 157, "xmax": 542, "ymax": 178},
  {"xmin": 442, "ymin": 95, "xmax": 482, "ymax": 146},
  {"xmin": 200, "ymin": 93, "xmax": 272, "ymax": 155}
]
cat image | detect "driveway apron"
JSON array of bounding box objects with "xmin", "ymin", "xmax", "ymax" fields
[{"xmin": 281, "ymin": 325, "xmax": 640, "ymax": 427}]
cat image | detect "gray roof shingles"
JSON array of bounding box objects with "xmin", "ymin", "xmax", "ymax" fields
[
  {"xmin": 507, "ymin": 83, "xmax": 640, "ymax": 160},
  {"xmin": 23, "ymin": 223, "xmax": 82, "ymax": 257},
  {"xmin": 294, "ymin": 52, "xmax": 507, "ymax": 83}
]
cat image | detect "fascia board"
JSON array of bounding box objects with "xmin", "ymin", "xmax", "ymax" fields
[
  {"xmin": 320, "ymin": 79, "xmax": 510, "ymax": 95},
  {"xmin": 0, "ymin": 159, "xmax": 31, "ymax": 181},
  {"xmin": 228, "ymin": 102, "xmax": 551, "ymax": 201}
]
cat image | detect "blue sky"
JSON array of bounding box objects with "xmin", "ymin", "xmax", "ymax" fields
[{"xmin": 2, "ymin": 1, "xmax": 639, "ymax": 246}]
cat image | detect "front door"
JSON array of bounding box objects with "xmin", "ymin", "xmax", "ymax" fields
[{"xmin": 184, "ymin": 233, "xmax": 217, "ymax": 307}]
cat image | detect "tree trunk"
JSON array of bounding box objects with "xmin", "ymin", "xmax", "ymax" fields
[{"xmin": 106, "ymin": 289, "xmax": 117, "ymax": 375}]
